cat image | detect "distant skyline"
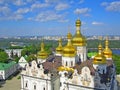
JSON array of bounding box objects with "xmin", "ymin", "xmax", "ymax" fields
[{"xmin": 0, "ymin": 0, "xmax": 120, "ymax": 36}]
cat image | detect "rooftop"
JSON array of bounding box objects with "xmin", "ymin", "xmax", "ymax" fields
[{"xmin": 0, "ymin": 61, "xmax": 16, "ymax": 70}]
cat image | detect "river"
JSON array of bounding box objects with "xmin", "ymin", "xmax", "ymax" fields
[{"xmin": 112, "ymin": 50, "xmax": 120, "ymax": 55}]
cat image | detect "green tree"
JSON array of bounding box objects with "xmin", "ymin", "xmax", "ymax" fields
[
  {"xmin": 113, "ymin": 54, "xmax": 120, "ymax": 74},
  {"xmin": 21, "ymin": 44, "xmax": 39, "ymax": 56},
  {"xmin": 8, "ymin": 46, "xmax": 23, "ymax": 49},
  {"xmin": 0, "ymin": 48, "xmax": 4, "ymax": 52},
  {"xmin": 14, "ymin": 57, "xmax": 20, "ymax": 63},
  {"xmin": 26, "ymin": 54, "xmax": 37, "ymax": 62},
  {"xmin": 0, "ymin": 51, "xmax": 9, "ymax": 63}
]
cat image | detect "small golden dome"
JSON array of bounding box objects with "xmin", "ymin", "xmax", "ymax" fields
[
  {"xmin": 93, "ymin": 43, "xmax": 106, "ymax": 64},
  {"xmin": 103, "ymin": 37, "xmax": 112, "ymax": 58},
  {"xmin": 72, "ymin": 19, "xmax": 86, "ymax": 46},
  {"xmin": 76, "ymin": 19, "xmax": 81, "ymax": 27},
  {"xmin": 56, "ymin": 38, "xmax": 63, "ymax": 54},
  {"xmin": 37, "ymin": 41, "xmax": 48, "ymax": 59},
  {"xmin": 63, "ymin": 32, "xmax": 76, "ymax": 57},
  {"xmin": 67, "ymin": 31, "xmax": 72, "ymax": 39},
  {"xmin": 57, "ymin": 66, "xmax": 74, "ymax": 72}
]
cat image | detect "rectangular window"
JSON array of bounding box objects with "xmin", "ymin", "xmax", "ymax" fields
[
  {"xmin": 43, "ymin": 87, "xmax": 45, "ymax": 90},
  {"xmin": 34, "ymin": 85, "xmax": 36, "ymax": 90},
  {"xmin": 25, "ymin": 83, "xmax": 27, "ymax": 87},
  {"xmin": 60, "ymin": 82, "xmax": 62, "ymax": 86},
  {"xmin": 66, "ymin": 62, "xmax": 68, "ymax": 66},
  {"xmin": 71, "ymin": 61, "xmax": 73, "ymax": 66}
]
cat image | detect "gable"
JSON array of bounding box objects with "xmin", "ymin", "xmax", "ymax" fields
[{"xmin": 19, "ymin": 56, "xmax": 27, "ymax": 63}]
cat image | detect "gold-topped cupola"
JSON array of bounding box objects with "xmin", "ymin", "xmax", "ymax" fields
[
  {"xmin": 93, "ymin": 42, "xmax": 106, "ymax": 64},
  {"xmin": 56, "ymin": 38, "xmax": 63, "ymax": 55},
  {"xmin": 72, "ymin": 19, "xmax": 86, "ymax": 46},
  {"xmin": 103, "ymin": 36, "xmax": 112, "ymax": 59},
  {"xmin": 63, "ymin": 32, "xmax": 76, "ymax": 57},
  {"xmin": 37, "ymin": 40, "xmax": 48, "ymax": 59}
]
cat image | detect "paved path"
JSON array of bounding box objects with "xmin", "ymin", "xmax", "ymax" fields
[
  {"xmin": 117, "ymin": 75, "xmax": 120, "ymax": 90},
  {"xmin": 0, "ymin": 75, "xmax": 21, "ymax": 90}
]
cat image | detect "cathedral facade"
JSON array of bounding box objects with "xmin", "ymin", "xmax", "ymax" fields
[{"xmin": 21, "ymin": 19, "xmax": 118, "ymax": 90}]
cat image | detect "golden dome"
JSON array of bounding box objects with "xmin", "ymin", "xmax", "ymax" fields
[
  {"xmin": 63, "ymin": 32, "xmax": 76, "ymax": 57},
  {"xmin": 37, "ymin": 41, "xmax": 48, "ymax": 59},
  {"xmin": 56, "ymin": 38, "xmax": 63, "ymax": 54},
  {"xmin": 67, "ymin": 31, "xmax": 72, "ymax": 39},
  {"xmin": 93, "ymin": 43, "xmax": 106, "ymax": 64},
  {"xmin": 103, "ymin": 37, "xmax": 112, "ymax": 58},
  {"xmin": 72, "ymin": 19, "xmax": 86, "ymax": 46},
  {"xmin": 76, "ymin": 19, "xmax": 81, "ymax": 27},
  {"xmin": 57, "ymin": 66, "xmax": 74, "ymax": 72}
]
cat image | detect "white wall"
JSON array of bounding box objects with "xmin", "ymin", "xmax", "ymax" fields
[{"xmin": 21, "ymin": 75, "xmax": 52, "ymax": 90}]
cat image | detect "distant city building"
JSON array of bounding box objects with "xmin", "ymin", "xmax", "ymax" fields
[
  {"xmin": 21, "ymin": 19, "xmax": 118, "ymax": 90},
  {"xmin": 5, "ymin": 49, "xmax": 22, "ymax": 58}
]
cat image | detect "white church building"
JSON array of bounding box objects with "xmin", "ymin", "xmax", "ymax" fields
[{"xmin": 21, "ymin": 19, "xmax": 118, "ymax": 90}]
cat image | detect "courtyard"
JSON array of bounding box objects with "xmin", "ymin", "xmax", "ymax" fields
[{"xmin": 0, "ymin": 74, "xmax": 20, "ymax": 90}]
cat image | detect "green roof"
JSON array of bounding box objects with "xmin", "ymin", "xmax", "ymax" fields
[
  {"xmin": 87, "ymin": 52, "xmax": 97, "ymax": 58},
  {"xmin": 0, "ymin": 61, "xmax": 16, "ymax": 70}
]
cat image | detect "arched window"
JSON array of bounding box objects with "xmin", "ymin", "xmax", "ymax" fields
[
  {"xmin": 60, "ymin": 82, "xmax": 62, "ymax": 86},
  {"xmin": 71, "ymin": 61, "xmax": 73, "ymax": 67},
  {"xmin": 66, "ymin": 62, "xmax": 68, "ymax": 66},
  {"xmin": 43, "ymin": 87, "xmax": 45, "ymax": 90},
  {"xmin": 79, "ymin": 54, "xmax": 81, "ymax": 61},
  {"xmin": 83, "ymin": 54, "xmax": 84, "ymax": 61},
  {"xmin": 34, "ymin": 85, "xmax": 36, "ymax": 90},
  {"xmin": 25, "ymin": 82, "xmax": 27, "ymax": 87}
]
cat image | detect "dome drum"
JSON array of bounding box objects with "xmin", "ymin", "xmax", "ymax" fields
[
  {"xmin": 72, "ymin": 40, "xmax": 86, "ymax": 46},
  {"xmin": 37, "ymin": 52, "xmax": 48, "ymax": 59}
]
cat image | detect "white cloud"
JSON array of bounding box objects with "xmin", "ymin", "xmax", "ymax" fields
[
  {"xmin": 0, "ymin": 5, "xmax": 24, "ymax": 20},
  {"xmin": 29, "ymin": 11, "xmax": 67, "ymax": 22},
  {"xmin": 0, "ymin": 14, "xmax": 23, "ymax": 20},
  {"xmin": 79, "ymin": 0, "xmax": 84, "ymax": 4},
  {"xmin": 13, "ymin": 0, "xmax": 26, "ymax": 6},
  {"xmin": 58, "ymin": 19, "xmax": 69, "ymax": 22},
  {"xmin": 102, "ymin": 1, "xmax": 120, "ymax": 12},
  {"xmin": 26, "ymin": 0, "xmax": 35, "ymax": 3},
  {"xmin": 0, "ymin": 6, "xmax": 11, "ymax": 16},
  {"xmin": 35, "ymin": 12, "xmax": 62, "ymax": 22},
  {"xmin": 0, "ymin": 0, "xmax": 4, "ymax": 4},
  {"xmin": 82, "ymin": 21, "xmax": 86, "ymax": 25},
  {"xmin": 15, "ymin": 8, "xmax": 30, "ymax": 14},
  {"xmin": 92, "ymin": 21, "xmax": 104, "ymax": 25},
  {"xmin": 101, "ymin": 2, "xmax": 108, "ymax": 6},
  {"xmin": 8, "ymin": 14, "xmax": 23, "ymax": 20},
  {"xmin": 74, "ymin": 8, "xmax": 91, "ymax": 15},
  {"xmin": 70, "ymin": 0, "xmax": 84, "ymax": 4},
  {"xmin": 31, "ymin": 3, "xmax": 49, "ymax": 10},
  {"xmin": 45, "ymin": 0, "xmax": 60, "ymax": 3},
  {"xmin": 55, "ymin": 3, "xmax": 69, "ymax": 11}
]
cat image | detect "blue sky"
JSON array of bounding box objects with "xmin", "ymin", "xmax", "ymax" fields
[{"xmin": 0, "ymin": 0, "xmax": 120, "ymax": 36}]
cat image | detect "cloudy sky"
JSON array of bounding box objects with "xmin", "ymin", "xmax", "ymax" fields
[{"xmin": 0, "ymin": 0, "xmax": 120, "ymax": 36}]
